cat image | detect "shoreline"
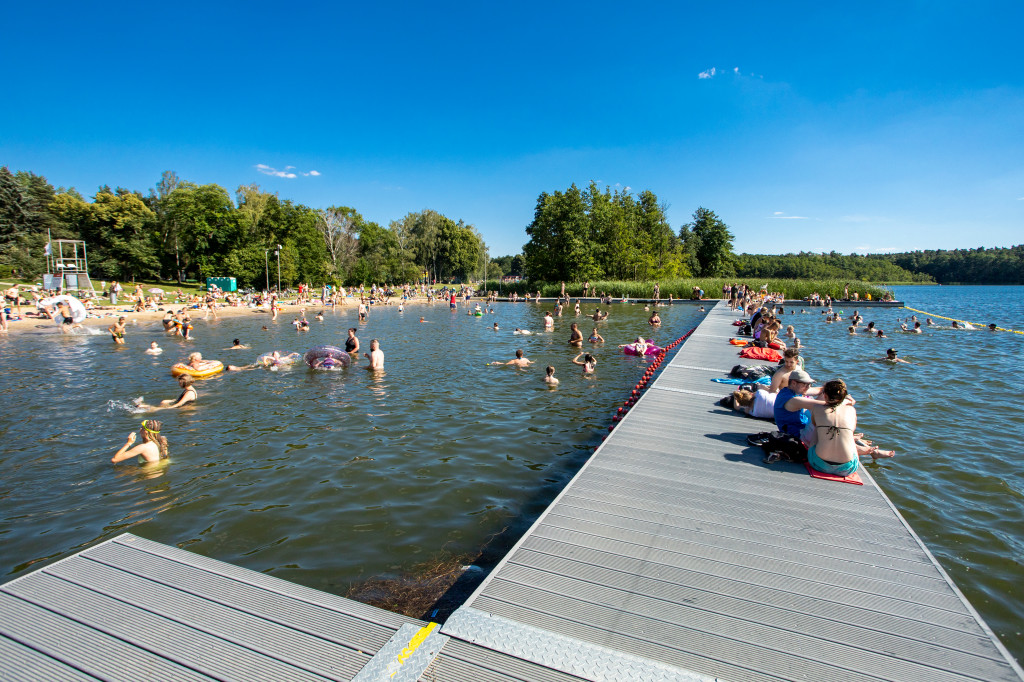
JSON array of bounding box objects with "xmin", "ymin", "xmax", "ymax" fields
[{"xmin": 1, "ymin": 295, "xmax": 903, "ymax": 337}]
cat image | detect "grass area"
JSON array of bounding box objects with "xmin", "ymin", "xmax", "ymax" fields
[{"xmin": 483, "ymin": 278, "xmax": 894, "ymax": 301}]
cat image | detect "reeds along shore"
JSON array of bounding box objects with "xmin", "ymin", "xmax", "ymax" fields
[{"xmin": 486, "ymin": 278, "xmax": 894, "ymax": 301}]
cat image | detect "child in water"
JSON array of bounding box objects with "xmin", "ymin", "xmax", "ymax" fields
[
  {"xmin": 112, "ymin": 419, "xmax": 169, "ymax": 464},
  {"xmin": 145, "ymin": 341, "xmax": 163, "ymax": 355},
  {"xmin": 544, "ymin": 365, "xmax": 559, "ymax": 386}
]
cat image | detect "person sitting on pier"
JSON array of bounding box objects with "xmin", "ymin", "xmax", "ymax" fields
[
  {"xmin": 808, "ymin": 379, "xmax": 894, "ymax": 475},
  {"xmin": 774, "ymin": 369, "xmax": 828, "ymax": 440},
  {"xmin": 768, "ymin": 348, "xmax": 803, "ymax": 393}
]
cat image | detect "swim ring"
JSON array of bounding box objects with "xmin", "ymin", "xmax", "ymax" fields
[
  {"xmin": 623, "ymin": 343, "xmax": 662, "ymax": 356},
  {"xmin": 256, "ymin": 352, "xmax": 302, "ymax": 367},
  {"xmin": 171, "ymin": 360, "xmax": 224, "ymax": 378},
  {"xmin": 304, "ymin": 345, "xmax": 351, "ymax": 369}
]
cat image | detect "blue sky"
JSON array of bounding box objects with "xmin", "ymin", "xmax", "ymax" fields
[{"xmin": 3, "ymin": 2, "xmax": 1022, "ymax": 257}]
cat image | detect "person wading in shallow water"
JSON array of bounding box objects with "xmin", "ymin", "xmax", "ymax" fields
[{"xmin": 112, "ymin": 420, "xmax": 169, "ymax": 464}]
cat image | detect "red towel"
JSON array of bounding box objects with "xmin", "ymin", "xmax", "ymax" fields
[
  {"xmin": 739, "ymin": 346, "xmax": 783, "ymax": 362},
  {"xmin": 805, "ymin": 463, "xmax": 864, "ymax": 485}
]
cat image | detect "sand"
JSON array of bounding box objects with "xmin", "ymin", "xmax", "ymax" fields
[{"xmin": 1, "ymin": 297, "xmax": 436, "ymax": 336}]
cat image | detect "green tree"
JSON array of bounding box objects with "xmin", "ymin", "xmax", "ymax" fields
[
  {"xmin": 683, "ymin": 207, "xmax": 734, "ymax": 276},
  {"xmin": 61, "ymin": 190, "xmax": 160, "ymax": 280},
  {"xmin": 162, "ymin": 183, "xmax": 237, "ymax": 281}
]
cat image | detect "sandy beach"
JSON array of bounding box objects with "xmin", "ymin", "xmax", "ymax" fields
[{"xmin": 1, "ymin": 294, "xmax": 435, "ymax": 336}]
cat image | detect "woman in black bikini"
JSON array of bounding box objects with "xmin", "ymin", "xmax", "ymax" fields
[{"xmin": 136, "ymin": 374, "xmax": 197, "ymax": 411}]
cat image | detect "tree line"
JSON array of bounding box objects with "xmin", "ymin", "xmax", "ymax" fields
[
  {"xmin": 3, "ymin": 167, "xmax": 1020, "ymax": 287},
  {"xmin": 0, "ymin": 167, "xmax": 490, "ymax": 287}
]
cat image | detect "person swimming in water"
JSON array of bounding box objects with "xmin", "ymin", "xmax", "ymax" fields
[
  {"xmin": 345, "ymin": 328, "xmax": 360, "ymax": 354},
  {"xmin": 873, "ymin": 348, "xmax": 911, "ymax": 364},
  {"xmin": 568, "ymin": 323, "xmax": 583, "ymax": 347},
  {"xmin": 111, "ymin": 419, "xmax": 169, "ymax": 464},
  {"xmin": 589, "ymin": 328, "xmax": 604, "ymax": 343},
  {"xmin": 364, "ymin": 338, "xmax": 384, "ymax": 370},
  {"xmin": 228, "ymin": 338, "xmax": 248, "ymax": 349},
  {"xmin": 145, "ymin": 341, "xmax": 163, "ymax": 355},
  {"xmin": 503, "ymin": 349, "xmax": 532, "ymax": 368},
  {"xmin": 572, "ymin": 352, "xmax": 597, "ymax": 374},
  {"xmin": 544, "ymin": 365, "xmax": 559, "ymax": 386}
]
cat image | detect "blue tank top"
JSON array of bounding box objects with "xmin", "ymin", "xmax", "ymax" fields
[{"xmin": 774, "ymin": 386, "xmax": 808, "ymax": 437}]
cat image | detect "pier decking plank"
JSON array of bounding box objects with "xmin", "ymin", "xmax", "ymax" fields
[
  {"xmin": 443, "ymin": 301, "xmax": 1023, "ymax": 682},
  {"xmin": 0, "ymin": 534, "xmax": 420, "ymax": 681}
]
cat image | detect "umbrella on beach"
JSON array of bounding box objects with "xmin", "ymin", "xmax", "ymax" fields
[{"xmin": 148, "ymin": 288, "xmax": 165, "ymax": 294}]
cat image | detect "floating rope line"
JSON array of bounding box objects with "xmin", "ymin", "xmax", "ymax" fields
[{"xmin": 902, "ymin": 306, "xmax": 1023, "ymax": 335}]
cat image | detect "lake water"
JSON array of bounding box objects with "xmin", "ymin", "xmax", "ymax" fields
[
  {"xmin": 1, "ymin": 287, "xmax": 1020, "ymax": 664},
  {"xmin": 0, "ymin": 301, "xmax": 699, "ymax": 596}
]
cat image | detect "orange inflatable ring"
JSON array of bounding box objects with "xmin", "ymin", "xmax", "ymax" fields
[{"xmin": 171, "ymin": 360, "xmax": 224, "ymax": 378}]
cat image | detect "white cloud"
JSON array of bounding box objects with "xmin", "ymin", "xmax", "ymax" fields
[
  {"xmin": 255, "ymin": 163, "xmax": 319, "ymax": 179},
  {"xmin": 773, "ymin": 211, "xmax": 784, "ymax": 215},
  {"xmin": 769, "ymin": 212, "xmax": 809, "ymax": 220},
  {"xmin": 1017, "ymin": 196, "xmax": 1024, "ymax": 200},
  {"xmin": 701, "ymin": 66, "xmax": 762, "ymax": 80}
]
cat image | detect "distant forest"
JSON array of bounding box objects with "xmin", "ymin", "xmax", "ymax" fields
[
  {"xmin": 733, "ymin": 248, "xmax": 1024, "ymax": 284},
  {"xmin": 1, "ymin": 167, "xmax": 1021, "ymax": 286}
]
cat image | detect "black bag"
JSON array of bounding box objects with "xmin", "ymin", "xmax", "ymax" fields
[
  {"xmin": 750, "ymin": 431, "xmax": 807, "ymax": 463},
  {"xmin": 730, "ymin": 365, "xmax": 776, "ymax": 381}
]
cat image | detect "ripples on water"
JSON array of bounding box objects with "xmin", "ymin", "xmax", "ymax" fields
[
  {"xmin": 1, "ymin": 288, "xmax": 1020, "ymax": 662},
  {"xmin": 0, "ymin": 302, "xmax": 699, "ymax": 593}
]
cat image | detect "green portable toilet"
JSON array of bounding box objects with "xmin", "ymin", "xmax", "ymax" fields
[{"xmin": 206, "ymin": 277, "xmax": 237, "ymax": 292}]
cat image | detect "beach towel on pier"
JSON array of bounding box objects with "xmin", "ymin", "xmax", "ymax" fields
[
  {"xmin": 739, "ymin": 346, "xmax": 783, "ymax": 362},
  {"xmin": 805, "ymin": 463, "xmax": 863, "ymax": 485}
]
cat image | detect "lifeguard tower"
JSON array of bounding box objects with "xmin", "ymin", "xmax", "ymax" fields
[{"xmin": 44, "ymin": 239, "xmax": 95, "ymax": 295}]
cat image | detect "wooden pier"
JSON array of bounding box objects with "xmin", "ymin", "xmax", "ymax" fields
[{"xmin": 2, "ymin": 301, "xmax": 1019, "ymax": 681}]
